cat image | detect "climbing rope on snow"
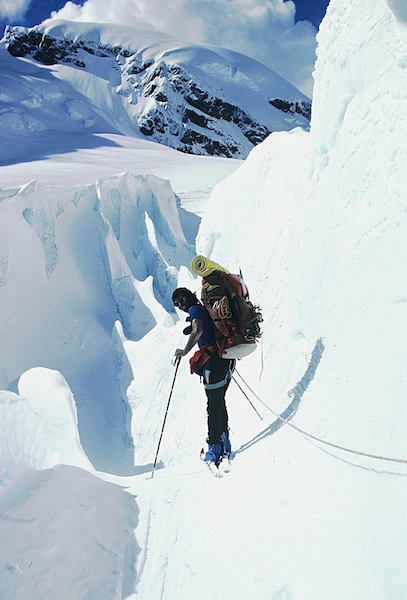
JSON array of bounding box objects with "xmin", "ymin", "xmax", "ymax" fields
[{"xmin": 234, "ymin": 368, "xmax": 407, "ymax": 466}]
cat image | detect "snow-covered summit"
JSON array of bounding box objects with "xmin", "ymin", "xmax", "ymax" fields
[{"xmin": 2, "ymin": 19, "xmax": 311, "ymax": 160}]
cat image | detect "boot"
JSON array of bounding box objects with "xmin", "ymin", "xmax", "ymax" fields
[
  {"xmin": 220, "ymin": 430, "xmax": 231, "ymax": 457},
  {"xmin": 204, "ymin": 440, "xmax": 223, "ymax": 466}
]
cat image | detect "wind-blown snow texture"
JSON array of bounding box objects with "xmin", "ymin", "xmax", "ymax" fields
[{"xmin": 2, "ymin": 0, "xmax": 407, "ymax": 598}]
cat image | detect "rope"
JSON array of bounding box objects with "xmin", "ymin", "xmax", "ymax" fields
[
  {"xmin": 232, "ymin": 375, "xmax": 263, "ymax": 420},
  {"xmin": 235, "ymin": 370, "xmax": 407, "ymax": 465}
]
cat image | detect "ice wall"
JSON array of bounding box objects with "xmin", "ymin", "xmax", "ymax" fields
[
  {"xmin": 198, "ymin": 0, "xmax": 407, "ymax": 457},
  {"xmin": 296, "ymin": 0, "xmax": 407, "ymax": 447},
  {"xmin": 195, "ymin": 2, "xmax": 407, "ymax": 592},
  {"xmin": 0, "ymin": 172, "xmax": 194, "ymax": 472}
]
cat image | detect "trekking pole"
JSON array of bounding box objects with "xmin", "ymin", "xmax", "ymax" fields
[
  {"xmin": 151, "ymin": 356, "xmax": 181, "ymax": 479},
  {"xmin": 232, "ymin": 374, "xmax": 263, "ymax": 420}
]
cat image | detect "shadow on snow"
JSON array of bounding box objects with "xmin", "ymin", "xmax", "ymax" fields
[{"xmin": 237, "ymin": 338, "xmax": 325, "ymax": 454}]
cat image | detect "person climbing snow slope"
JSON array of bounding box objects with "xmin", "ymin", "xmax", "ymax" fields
[{"xmin": 172, "ymin": 287, "xmax": 235, "ymax": 469}]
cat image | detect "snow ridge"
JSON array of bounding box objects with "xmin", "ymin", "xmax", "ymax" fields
[{"xmin": 0, "ymin": 172, "xmax": 192, "ymax": 472}]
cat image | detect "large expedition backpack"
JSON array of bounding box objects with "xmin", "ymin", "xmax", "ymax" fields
[{"xmin": 191, "ymin": 255, "xmax": 263, "ymax": 359}]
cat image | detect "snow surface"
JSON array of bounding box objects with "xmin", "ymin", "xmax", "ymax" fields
[{"xmin": 2, "ymin": 0, "xmax": 407, "ymax": 598}]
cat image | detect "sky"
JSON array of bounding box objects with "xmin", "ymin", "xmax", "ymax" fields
[
  {"xmin": 0, "ymin": 0, "xmax": 330, "ymax": 96},
  {"xmin": 0, "ymin": 0, "xmax": 329, "ymax": 30}
]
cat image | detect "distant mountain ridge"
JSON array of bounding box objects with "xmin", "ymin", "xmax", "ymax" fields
[{"xmin": 2, "ymin": 20, "xmax": 311, "ymax": 159}]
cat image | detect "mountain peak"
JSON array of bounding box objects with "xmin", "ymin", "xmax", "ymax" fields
[{"xmin": 3, "ymin": 20, "xmax": 311, "ymax": 159}]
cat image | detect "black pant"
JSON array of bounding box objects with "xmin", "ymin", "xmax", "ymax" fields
[{"xmin": 203, "ymin": 357, "xmax": 235, "ymax": 443}]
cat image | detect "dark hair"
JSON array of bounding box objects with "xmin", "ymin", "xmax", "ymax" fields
[{"xmin": 172, "ymin": 287, "xmax": 199, "ymax": 306}]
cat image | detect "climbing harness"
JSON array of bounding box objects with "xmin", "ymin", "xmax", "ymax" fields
[{"xmin": 203, "ymin": 360, "xmax": 235, "ymax": 390}]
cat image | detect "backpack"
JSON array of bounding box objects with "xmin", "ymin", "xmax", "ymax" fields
[{"xmin": 200, "ymin": 268, "xmax": 263, "ymax": 359}]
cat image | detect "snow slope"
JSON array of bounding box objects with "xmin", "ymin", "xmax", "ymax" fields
[{"xmin": 2, "ymin": 0, "xmax": 407, "ymax": 598}]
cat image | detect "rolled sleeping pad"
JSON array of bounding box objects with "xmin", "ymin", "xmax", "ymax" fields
[{"xmin": 190, "ymin": 255, "xmax": 230, "ymax": 277}]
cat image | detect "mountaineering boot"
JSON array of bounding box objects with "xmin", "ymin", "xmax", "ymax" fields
[
  {"xmin": 204, "ymin": 440, "xmax": 223, "ymax": 466},
  {"xmin": 220, "ymin": 431, "xmax": 231, "ymax": 458}
]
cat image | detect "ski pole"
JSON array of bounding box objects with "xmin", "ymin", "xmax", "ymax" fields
[{"xmin": 151, "ymin": 356, "xmax": 181, "ymax": 478}]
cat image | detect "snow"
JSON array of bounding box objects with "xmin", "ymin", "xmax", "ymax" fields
[
  {"xmin": 0, "ymin": 464, "xmax": 139, "ymax": 599},
  {"xmin": 1, "ymin": 0, "xmax": 407, "ymax": 598}
]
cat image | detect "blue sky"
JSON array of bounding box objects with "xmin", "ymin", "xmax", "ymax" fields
[
  {"xmin": 0, "ymin": 0, "xmax": 329, "ymax": 32},
  {"xmin": 0, "ymin": 0, "xmax": 330, "ymax": 96},
  {"xmin": 294, "ymin": 0, "xmax": 329, "ymax": 28}
]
